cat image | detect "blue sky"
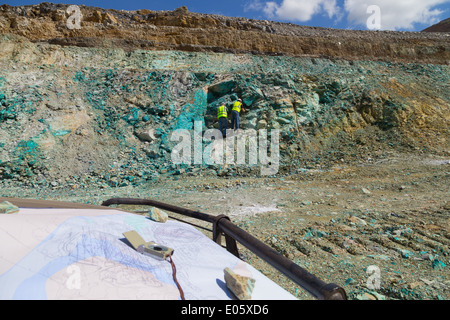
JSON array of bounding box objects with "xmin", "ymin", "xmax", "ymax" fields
[{"xmin": 3, "ymin": 0, "xmax": 450, "ymax": 31}]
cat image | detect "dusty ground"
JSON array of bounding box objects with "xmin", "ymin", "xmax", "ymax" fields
[{"xmin": 1, "ymin": 152, "xmax": 449, "ymax": 300}]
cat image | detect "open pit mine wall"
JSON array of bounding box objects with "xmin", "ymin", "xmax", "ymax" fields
[
  {"xmin": 0, "ymin": 3, "xmax": 449, "ymax": 188},
  {"xmin": 0, "ymin": 3, "xmax": 449, "ymax": 64}
]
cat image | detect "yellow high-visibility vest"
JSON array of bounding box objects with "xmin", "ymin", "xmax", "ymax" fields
[
  {"xmin": 217, "ymin": 105, "xmax": 227, "ymax": 119},
  {"xmin": 232, "ymin": 101, "xmax": 242, "ymax": 113}
]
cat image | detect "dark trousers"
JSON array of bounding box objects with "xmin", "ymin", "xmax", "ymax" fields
[
  {"xmin": 230, "ymin": 110, "xmax": 240, "ymax": 130},
  {"xmin": 218, "ymin": 117, "xmax": 228, "ymax": 138}
]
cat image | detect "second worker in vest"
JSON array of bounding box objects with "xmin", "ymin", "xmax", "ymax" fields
[
  {"xmin": 230, "ymin": 98, "xmax": 246, "ymax": 132},
  {"xmin": 217, "ymin": 104, "xmax": 228, "ymax": 138}
]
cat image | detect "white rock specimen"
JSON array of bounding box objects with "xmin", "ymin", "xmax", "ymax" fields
[
  {"xmin": 223, "ymin": 267, "xmax": 255, "ymax": 300},
  {"xmin": 0, "ymin": 201, "xmax": 19, "ymax": 214}
]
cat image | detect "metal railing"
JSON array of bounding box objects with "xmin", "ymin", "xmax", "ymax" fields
[{"xmin": 102, "ymin": 197, "xmax": 347, "ymax": 300}]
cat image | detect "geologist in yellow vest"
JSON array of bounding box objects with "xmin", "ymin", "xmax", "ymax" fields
[
  {"xmin": 217, "ymin": 104, "xmax": 228, "ymax": 138},
  {"xmin": 230, "ymin": 98, "xmax": 246, "ymax": 132}
]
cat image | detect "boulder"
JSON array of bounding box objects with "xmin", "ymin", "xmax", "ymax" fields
[{"xmin": 136, "ymin": 128, "xmax": 160, "ymax": 143}]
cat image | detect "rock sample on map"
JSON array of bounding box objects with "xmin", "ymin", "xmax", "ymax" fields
[
  {"xmin": 0, "ymin": 201, "xmax": 19, "ymax": 214},
  {"xmin": 148, "ymin": 207, "xmax": 169, "ymax": 223},
  {"xmin": 223, "ymin": 267, "xmax": 256, "ymax": 300}
]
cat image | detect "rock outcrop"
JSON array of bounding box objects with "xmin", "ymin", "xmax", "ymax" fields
[{"xmin": 0, "ymin": 3, "xmax": 449, "ymax": 189}]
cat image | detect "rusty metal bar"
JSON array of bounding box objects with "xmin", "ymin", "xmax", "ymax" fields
[
  {"xmin": 213, "ymin": 215, "xmax": 240, "ymax": 257},
  {"xmin": 102, "ymin": 197, "xmax": 217, "ymax": 223},
  {"xmin": 101, "ymin": 197, "xmax": 347, "ymax": 300}
]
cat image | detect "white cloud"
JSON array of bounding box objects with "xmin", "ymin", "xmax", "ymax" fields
[
  {"xmin": 246, "ymin": 0, "xmax": 449, "ymax": 30},
  {"xmin": 344, "ymin": 0, "xmax": 450, "ymax": 30},
  {"xmin": 255, "ymin": 0, "xmax": 341, "ymax": 22}
]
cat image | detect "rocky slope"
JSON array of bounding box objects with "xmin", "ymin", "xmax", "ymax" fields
[
  {"xmin": 423, "ymin": 18, "xmax": 450, "ymax": 33},
  {"xmin": 0, "ymin": 32, "xmax": 448, "ymax": 187},
  {"xmin": 1, "ymin": 3, "xmax": 449, "ymax": 64},
  {"xmin": 0, "ymin": 3, "xmax": 448, "ymax": 202}
]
